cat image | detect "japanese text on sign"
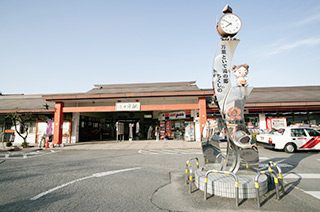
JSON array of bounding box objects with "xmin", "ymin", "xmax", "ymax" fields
[
  {"xmin": 213, "ymin": 43, "xmax": 229, "ymax": 94},
  {"xmin": 220, "ymin": 44, "xmax": 229, "ymax": 91},
  {"xmin": 115, "ymin": 102, "xmax": 141, "ymax": 111}
]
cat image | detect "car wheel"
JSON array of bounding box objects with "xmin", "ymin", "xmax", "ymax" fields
[{"xmin": 284, "ymin": 143, "xmax": 296, "ymax": 153}]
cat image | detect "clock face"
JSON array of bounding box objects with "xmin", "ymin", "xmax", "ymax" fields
[{"xmin": 219, "ymin": 13, "xmax": 241, "ymax": 35}]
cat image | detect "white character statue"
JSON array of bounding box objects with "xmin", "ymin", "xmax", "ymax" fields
[{"xmin": 232, "ymin": 64, "xmax": 249, "ymax": 87}]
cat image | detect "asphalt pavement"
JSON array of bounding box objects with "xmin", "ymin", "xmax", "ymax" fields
[
  {"xmin": 0, "ymin": 139, "xmax": 202, "ymax": 152},
  {"xmin": 0, "ymin": 141, "xmax": 320, "ymax": 211}
]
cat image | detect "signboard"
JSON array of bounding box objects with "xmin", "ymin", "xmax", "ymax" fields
[
  {"xmin": 160, "ymin": 121, "xmax": 165, "ymax": 137},
  {"xmin": 116, "ymin": 102, "xmax": 140, "ymax": 111},
  {"xmin": 266, "ymin": 117, "xmax": 287, "ymax": 130},
  {"xmin": 169, "ymin": 111, "xmax": 186, "ymax": 120},
  {"xmin": 158, "ymin": 111, "xmax": 186, "ymax": 120},
  {"xmin": 158, "ymin": 113, "xmax": 166, "ymax": 121},
  {"xmin": 165, "ymin": 120, "xmax": 171, "ymax": 137}
]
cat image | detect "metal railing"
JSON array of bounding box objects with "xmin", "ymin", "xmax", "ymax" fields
[
  {"xmin": 255, "ymin": 169, "xmax": 280, "ymax": 207},
  {"xmin": 184, "ymin": 157, "xmax": 284, "ymax": 208},
  {"xmin": 204, "ymin": 155, "xmax": 209, "ymax": 164},
  {"xmin": 185, "ymin": 157, "xmax": 200, "ymax": 194},
  {"xmin": 268, "ymin": 161, "xmax": 285, "ymax": 194},
  {"xmin": 204, "ymin": 170, "xmax": 239, "ymax": 207},
  {"xmin": 215, "ymin": 152, "xmax": 226, "ymax": 163}
]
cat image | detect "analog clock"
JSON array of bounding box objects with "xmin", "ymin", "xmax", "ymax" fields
[{"xmin": 217, "ymin": 13, "xmax": 242, "ymax": 37}]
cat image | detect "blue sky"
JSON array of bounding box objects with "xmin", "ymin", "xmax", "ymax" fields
[{"xmin": 1, "ymin": 0, "xmax": 319, "ymax": 94}]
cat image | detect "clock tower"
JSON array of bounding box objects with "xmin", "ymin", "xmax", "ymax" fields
[{"xmin": 216, "ymin": 4, "xmax": 242, "ymax": 38}]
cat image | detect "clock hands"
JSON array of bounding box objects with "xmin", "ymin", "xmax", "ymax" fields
[
  {"xmin": 221, "ymin": 19, "xmax": 230, "ymax": 24},
  {"xmin": 221, "ymin": 19, "xmax": 232, "ymax": 27}
]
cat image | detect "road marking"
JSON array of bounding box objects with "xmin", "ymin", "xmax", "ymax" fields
[
  {"xmin": 160, "ymin": 150, "xmax": 179, "ymax": 154},
  {"xmin": 0, "ymin": 150, "xmax": 61, "ymax": 160},
  {"xmin": 138, "ymin": 149, "xmax": 202, "ymax": 155},
  {"xmin": 305, "ymin": 191, "xmax": 320, "ymax": 200},
  {"xmin": 138, "ymin": 150, "xmax": 159, "ymax": 154},
  {"xmin": 172, "ymin": 149, "xmax": 202, "ymax": 155},
  {"xmin": 176, "ymin": 149, "xmax": 203, "ymax": 155},
  {"xmin": 283, "ymin": 173, "xmax": 320, "ymax": 200},
  {"xmin": 283, "ymin": 173, "xmax": 320, "ymax": 179},
  {"xmin": 30, "ymin": 167, "xmax": 141, "ymax": 201},
  {"xmin": 259, "ymin": 157, "xmax": 270, "ymax": 160}
]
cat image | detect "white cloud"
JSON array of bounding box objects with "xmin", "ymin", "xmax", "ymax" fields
[
  {"xmin": 294, "ymin": 14, "xmax": 320, "ymax": 26},
  {"xmin": 266, "ymin": 37, "xmax": 320, "ymax": 56}
]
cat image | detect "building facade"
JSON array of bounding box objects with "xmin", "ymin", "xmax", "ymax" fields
[{"xmin": 1, "ymin": 82, "xmax": 319, "ymax": 145}]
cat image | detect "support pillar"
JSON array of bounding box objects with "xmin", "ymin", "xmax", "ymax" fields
[
  {"xmin": 53, "ymin": 102, "xmax": 64, "ymax": 145},
  {"xmin": 71, "ymin": 112, "xmax": 80, "ymax": 143},
  {"xmin": 198, "ymin": 97, "xmax": 207, "ymax": 142},
  {"xmin": 259, "ymin": 113, "xmax": 267, "ymax": 130}
]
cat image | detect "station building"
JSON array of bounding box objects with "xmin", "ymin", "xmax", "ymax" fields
[{"xmin": 0, "ymin": 81, "xmax": 319, "ymax": 145}]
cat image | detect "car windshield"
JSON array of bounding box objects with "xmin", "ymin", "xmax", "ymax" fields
[{"xmin": 269, "ymin": 128, "xmax": 285, "ymax": 135}]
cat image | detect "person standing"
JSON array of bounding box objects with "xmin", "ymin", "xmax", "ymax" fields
[
  {"xmin": 155, "ymin": 125, "xmax": 160, "ymax": 141},
  {"xmin": 39, "ymin": 130, "xmax": 46, "ymax": 148}
]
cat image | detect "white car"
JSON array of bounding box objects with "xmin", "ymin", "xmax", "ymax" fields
[{"xmin": 256, "ymin": 127, "xmax": 320, "ymax": 153}]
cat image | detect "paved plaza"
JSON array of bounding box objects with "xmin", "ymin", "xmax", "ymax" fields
[
  {"xmin": 1, "ymin": 140, "xmax": 202, "ymax": 152},
  {"xmin": 1, "ymin": 141, "xmax": 320, "ymax": 211}
]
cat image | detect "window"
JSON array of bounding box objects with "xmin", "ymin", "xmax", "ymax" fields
[
  {"xmin": 305, "ymin": 129, "xmax": 320, "ymax": 136},
  {"xmin": 291, "ymin": 129, "xmax": 307, "ymax": 137},
  {"xmin": 269, "ymin": 128, "xmax": 285, "ymax": 135},
  {"xmin": 29, "ymin": 122, "xmax": 36, "ymax": 133}
]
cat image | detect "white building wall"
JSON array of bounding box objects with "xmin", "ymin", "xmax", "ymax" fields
[{"xmin": 13, "ymin": 124, "xmax": 36, "ymax": 144}]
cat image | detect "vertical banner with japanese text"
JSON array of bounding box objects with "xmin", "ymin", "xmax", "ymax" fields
[{"xmin": 213, "ymin": 39, "xmax": 239, "ymax": 113}]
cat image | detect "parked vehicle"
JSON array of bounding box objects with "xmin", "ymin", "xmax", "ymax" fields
[{"xmin": 256, "ymin": 127, "xmax": 320, "ymax": 153}]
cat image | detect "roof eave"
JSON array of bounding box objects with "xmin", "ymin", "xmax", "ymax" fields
[
  {"xmin": 43, "ymin": 90, "xmax": 214, "ymax": 101},
  {"xmin": 0, "ymin": 109, "xmax": 55, "ymax": 114}
]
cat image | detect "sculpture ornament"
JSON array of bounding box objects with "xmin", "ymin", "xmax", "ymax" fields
[
  {"xmin": 233, "ymin": 64, "xmax": 249, "ymax": 87},
  {"xmin": 201, "ymin": 5, "xmax": 259, "ymax": 174}
]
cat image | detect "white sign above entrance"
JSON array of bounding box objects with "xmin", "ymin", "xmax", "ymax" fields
[{"xmin": 115, "ymin": 102, "xmax": 140, "ymax": 111}]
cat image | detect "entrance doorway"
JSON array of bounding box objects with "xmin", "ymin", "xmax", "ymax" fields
[
  {"xmin": 116, "ymin": 119, "xmax": 138, "ymax": 140},
  {"xmin": 78, "ymin": 112, "xmax": 154, "ymax": 142}
]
